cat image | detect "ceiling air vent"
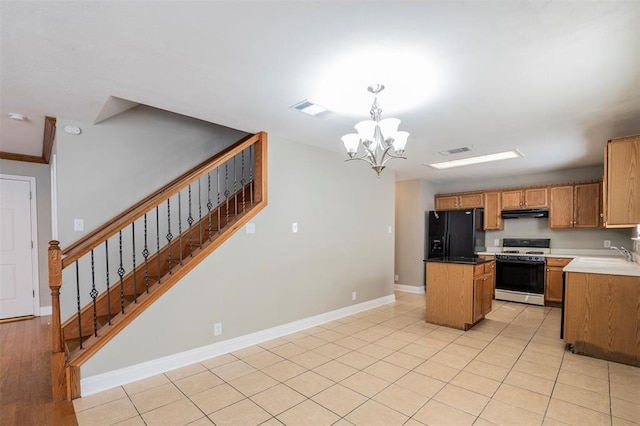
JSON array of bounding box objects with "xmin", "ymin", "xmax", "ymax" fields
[
  {"xmin": 291, "ymin": 99, "xmax": 329, "ymax": 117},
  {"xmin": 438, "ymin": 146, "xmax": 473, "ymax": 156}
]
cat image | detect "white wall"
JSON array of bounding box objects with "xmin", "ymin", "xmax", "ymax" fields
[
  {"xmin": 80, "ymin": 134, "xmax": 395, "ymax": 377},
  {"xmin": 0, "ymin": 159, "xmax": 52, "ymax": 307}
]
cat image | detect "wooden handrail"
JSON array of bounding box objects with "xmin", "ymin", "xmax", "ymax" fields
[{"xmin": 62, "ymin": 132, "xmax": 264, "ymax": 268}]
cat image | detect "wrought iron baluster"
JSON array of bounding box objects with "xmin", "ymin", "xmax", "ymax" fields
[
  {"xmin": 217, "ymin": 167, "xmax": 221, "ymax": 234},
  {"xmin": 233, "ymin": 155, "xmax": 238, "ymax": 218},
  {"xmin": 224, "ymin": 163, "xmax": 230, "ymax": 227},
  {"xmin": 178, "ymin": 192, "xmax": 183, "ymax": 265},
  {"xmin": 166, "ymin": 199, "xmax": 173, "ymax": 274},
  {"xmin": 249, "ymin": 144, "xmax": 254, "ymax": 207},
  {"xmin": 207, "ymin": 173, "xmax": 213, "ymax": 240},
  {"xmin": 118, "ymin": 231, "xmax": 125, "ymax": 314},
  {"xmin": 198, "ymin": 179, "xmax": 202, "ymax": 249},
  {"xmin": 187, "ymin": 185, "xmax": 194, "ymax": 257},
  {"xmin": 241, "ymin": 149, "xmax": 246, "ymax": 213},
  {"xmin": 143, "ymin": 214, "xmax": 150, "ymax": 293},
  {"xmin": 131, "ymin": 222, "xmax": 137, "ymax": 303},
  {"xmin": 105, "ymin": 240, "xmax": 111, "ymax": 325},
  {"xmin": 90, "ymin": 250, "xmax": 98, "ymax": 336},
  {"xmin": 156, "ymin": 206, "xmax": 161, "ymax": 283},
  {"xmin": 75, "ymin": 260, "xmax": 83, "ymax": 349}
]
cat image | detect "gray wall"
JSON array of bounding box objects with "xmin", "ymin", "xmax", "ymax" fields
[
  {"xmin": 81, "ymin": 134, "xmax": 395, "ymax": 377},
  {"xmin": 394, "ymin": 179, "xmax": 437, "ymax": 288},
  {"xmin": 0, "ymin": 159, "xmax": 52, "ymax": 307}
]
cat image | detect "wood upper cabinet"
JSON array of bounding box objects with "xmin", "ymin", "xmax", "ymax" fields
[
  {"xmin": 483, "ymin": 191, "xmax": 502, "ymax": 230},
  {"xmin": 603, "ymin": 135, "xmax": 640, "ymax": 227},
  {"xmin": 501, "ymin": 187, "xmax": 548, "ymax": 210},
  {"xmin": 435, "ymin": 193, "xmax": 483, "ymax": 210},
  {"xmin": 549, "ymin": 183, "xmax": 601, "ymax": 229},
  {"xmin": 545, "ymin": 257, "xmax": 572, "ymax": 305}
]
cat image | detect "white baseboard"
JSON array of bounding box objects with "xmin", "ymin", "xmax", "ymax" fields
[
  {"xmin": 39, "ymin": 306, "xmax": 52, "ymax": 316},
  {"xmin": 394, "ymin": 284, "xmax": 425, "ymax": 294},
  {"xmin": 80, "ymin": 294, "xmax": 396, "ymax": 397}
]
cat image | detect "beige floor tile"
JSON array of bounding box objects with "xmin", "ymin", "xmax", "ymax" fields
[
  {"xmin": 311, "ymin": 383, "xmax": 367, "ymax": 416},
  {"xmin": 525, "ymin": 341, "xmax": 566, "ymax": 357},
  {"xmin": 561, "ymin": 356, "xmax": 609, "ymax": 381},
  {"xmin": 356, "ymin": 343, "xmax": 395, "ymax": 359},
  {"xmin": 201, "ymin": 353, "xmax": 237, "ymax": 369},
  {"xmin": 479, "ymin": 399, "xmax": 544, "ymax": 426},
  {"xmin": 294, "ymin": 335, "xmax": 327, "ymax": 350},
  {"xmin": 556, "ymin": 369, "xmax": 610, "ymax": 394},
  {"xmin": 433, "ymin": 383, "xmax": 490, "ymax": 416},
  {"xmin": 313, "ymin": 359, "xmax": 358, "ymax": 382},
  {"xmin": 258, "ymin": 337, "xmax": 288, "ymax": 349},
  {"xmin": 75, "ymin": 398, "xmax": 140, "ymax": 426},
  {"xmin": 611, "ymin": 380, "xmax": 640, "ymax": 404},
  {"xmin": 261, "ymin": 360, "xmax": 307, "ymax": 382},
  {"xmin": 333, "ymin": 324, "xmax": 363, "ymax": 336},
  {"xmin": 454, "ymin": 335, "xmax": 491, "ymax": 350},
  {"xmin": 276, "ymin": 399, "xmax": 340, "ymax": 426},
  {"xmin": 363, "ymin": 360, "xmax": 409, "ymax": 382},
  {"xmin": 450, "ymin": 371, "xmax": 500, "ymax": 397},
  {"xmin": 429, "ymin": 328, "xmax": 464, "ymax": 343},
  {"xmin": 129, "ymin": 383, "xmax": 185, "ymax": 414},
  {"xmin": 398, "ymin": 342, "xmax": 438, "ymax": 360},
  {"xmin": 388, "ymin": 329, "xmax": 422, "ymax": 343},
  {"xmin": 395, "ymin": 371, "xmax": 446, "ymax": 397},
  {"xmin": 412, "ymin": 335, "xmax": 450, "ymax": 351},
  {"xmin": 122, "ymin": 374, "xmax": 171, "ymax": 396},
  {"xmin": 340, "ymin": 371, "xmax": 390, "ymax": 398},
  {"xmin": 373, "ymin": 383, "xmax": 430, "ymax": 417},
  {"xmin": 540, "ymin": 417, "xmax": 568, "ymax": 426},
  {"xmin": 285, "ymin": 371, "xmax": 333, "ymax": 397},
  {"xmin": 289, "ymin": 350, "xmax": 331, "ymax": 369},
  {"xmin": 314, "ymin": 329, "xmax": 347, "ymax": 342},
  {"xmin": 345, "ymin": 399, "xmax": 409, "ymax": 426},
  {"xmin": 250, "ymin": 383, "xmax": 306, "ymax": 416},
  {"xmin": 111, "ymin": 416, "xmax": 148, "ymax": 426},
  {"xmin": 473, "ymin": 418, "xmax": 499, "ymax": 426},
  {"xmin": 474, "ymin": 349, "xmax": 519, "ymax": 369},
  {"xmin": 513, "ymin": 359, "xmax": 559, "ymax": 381},
  {"xmin": 545, "ymin": 398, "xmax": 612, "ymax": 425},
  {"xmin": 174, "ymin": 371, "xmax": 224, "ymax": 396},
  {"xmin": 189, "ymin": 383, "xmax": 245, "ymax": 415},
  {"xmin": 609, "ymin": 361, "xmax": 640, "ymax": 377},
  {"xmin": 552, "ymin": 382, "xmax": 610, "ymax": 414},
  {"xmin": 232, "ymin": 345, "xmax": 266, "ymax": 359},
  {"xmin": 313, "ymin": 342, "xmax": 352, "ymax": 359},
  {"xmin": 519, "ymin": 350, "xmax": 563, "ymax": 368},
  {"xmin": 442, "ymin": 342, "xmax": 481, "ymax": 359},
  {"xmin": 463, "ymin": 360, "xmax": 509, "ymax": 382},
  {"xmin": 242, "ymin": 350, "xmax": 284, "ymax": 369},
  {"xmin": 413, "ymin": 359, "xmax": 460, "ymax": 382},
  {"xmin": 412, "ymin": 399, "xmax": 477, "ymax": 426},
  {"xmin": 209, "ymin": 359, "xmax": 257, "ymax": 381},
  {"xmin": 141, "ymin": 398, "xmax": 204, "ymax": 426},
  {"xmin": 228, "ymin": 370, "xmax": 279, "ymax": 396},
  {"xmin": 503, "ymin": 370, "xmax": 555, "ymax": 396},
  {"xmin": 353, "ymin": 329, "xmax": 387, "ymax": 343},
  {"xmin": 429, "ymin": 350, "xmax": 473, "ymax": 369},
  {"xmin": 493, "ymin": 383, "xmax": 550, "ymax": 415},
  {"xmin": 208, "ymin": 398, "xmax": 271, "ymax": 426},
  {"xmin": 73, "ymin": 386, "xmax": 128, "ymax": 412},
  {"xmin": 610, "ymin": 370, "xmax": 640, "ymax": 387},
  {"xmin": 165, "ymin": 363, "xmax": 207, "ymax": 381},
  {"xmin": 464, "ymin": 329, "xmax": 499, "ymax": 342},
  {"xmin": 383, "ymin": 350, "xmax": 425, "ymax": 369},
  {"xmin": 337, "ymin": 350, "xmax": 377, "ymax": 369},
  {"xmin": 611, "ymin": 397, "xmax": 640, "ymax": 423},
  {"xmin": 484, "ymin": 341, "xmax": 525, "ymax": 357},
  {"xmin": 282, "ymin": 331, "xmax": 311, "ymax": 342},
  {"xmin": 269, "ymin": 342, "xmax": 308, "ymax": 358},
  {"xmin": 374, "ymin": 335, "xmax": 410, "ymax": 351},
  {"xmin": 612, "ymin": 416, "xmax": 639, "ymax": 426},
  {"xmin": 334, "ymin": 336, "xmax": 369, "ymax": 350}
]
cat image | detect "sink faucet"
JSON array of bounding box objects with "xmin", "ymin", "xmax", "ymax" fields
[{"xmin": 611, "ymin": 246, "xmax": 634, "ymax": 262}]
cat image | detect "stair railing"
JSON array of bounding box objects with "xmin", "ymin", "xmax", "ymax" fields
[{"xmin": 48, "ymin": 132, "xmax": 267, "ymax": 401}]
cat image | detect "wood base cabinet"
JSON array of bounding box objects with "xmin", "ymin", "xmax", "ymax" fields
[
  {"xmin": 544, "ymin": 257, "xmax": 572, "ymax": 305},
  {"xmin": 564, "ymin": 272, "xmax": 640, "ymax": 366},
  {"xmin": 425, "ymin": 261, "xmax": 493, "ymax": 330}
]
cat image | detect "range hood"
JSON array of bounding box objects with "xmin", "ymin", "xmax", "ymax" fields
[{"xmin": 501, "ymin": 208, "xmax": 549, "ymax": 219}]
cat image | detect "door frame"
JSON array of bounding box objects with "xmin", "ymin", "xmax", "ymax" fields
[{"xmin": 0, "ymin": 174, "xmax": 40, "ymax": 317}]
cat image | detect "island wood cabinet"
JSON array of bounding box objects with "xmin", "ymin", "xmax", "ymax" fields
[
  {"xmin": 564, "ymin": 271, "xmax": 640, "ymax": 366},
  {"xmin": 544, "ymin": 257, "xmax": 572, "ymax": 305},
  {"xmin": 435, "ymin": 192, "xmax": 484, "ymax": 210},
  {"xmin": 483, "ymin": 191, "xmax": 503, "ymax": 230},
  {"xmin": 501, "ymin": 187, "xmax": 548, "ymax": 210},
  {"xmin": 603, "ymin": 135, "xmax": 640, "ymax": 227},
  {"xmin": 549, "ymin": 183, "xmax": 601, "ymax": 229},
  {"xmin": 426, "ymin": 261, "xmax": 493, "ymax": 330}
]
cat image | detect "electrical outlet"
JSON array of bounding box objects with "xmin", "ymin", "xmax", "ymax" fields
[
  {"xmin": 394, "ymin": 274, "xmax": 399, "ymax": 283},
  {"xmin": 245, "ymin": 223, "xmax": 255, "ymax": 234},
  {"xmin": 292, "ymin": 222, "xmax": 298, "ymax": 233},
  {"xmin": 352, "ymin": 291, "xmax": 357, "ymax": 301},
  {"xmin": 388, "ymin": 226, "xmax": 392, "ymax": 234},
  {"xmin": 214, "ymin": 323, "xmax": 222, "ymax": 336},
  {"xmin": 494, "ymin": 239, "xmax": 500, "ymax": 247},
  {"xmin": 74, "ymin": 219, "xmax": 84, "ymax": 232},
  {"xmin": 604, "ymin": 240, "xmax": 611, "ymax": 248}
]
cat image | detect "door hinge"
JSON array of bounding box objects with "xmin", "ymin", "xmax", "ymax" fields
[
  {"xmin": 31, "ymin": 241, "xmax": 34, "ymax": 249},
  {"xmin": 33, "ymin": 290, "xmax": 35, "ymax": 297},
  {"xmin": 30, "ymin": 191, "xmax": 32, "ymax": 200}
]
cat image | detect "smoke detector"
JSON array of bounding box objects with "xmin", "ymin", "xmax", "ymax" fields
[{"xmin": 8, "ymin": 112, "xmax": 27, "ymax": 121}]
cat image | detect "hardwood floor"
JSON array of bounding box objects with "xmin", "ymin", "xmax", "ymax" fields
[{"xmin": 0, "ymin": 315, "xmax": 77, "ymax": 425}]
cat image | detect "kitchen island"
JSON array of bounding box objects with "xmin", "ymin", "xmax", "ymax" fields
[
  {"xmin": 425, "ymin": 257, "xmax": 495, "ymax": 330},
  {"xmin": 563, "ymin": 257, "xmax": 640, "ymax": 367}
]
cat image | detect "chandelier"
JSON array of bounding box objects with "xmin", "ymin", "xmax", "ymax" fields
[{"xmin": 341, "ymin": 84, "xmax": 409, "ymax": 176}]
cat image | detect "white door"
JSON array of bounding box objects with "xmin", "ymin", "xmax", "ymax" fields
[{"xmin": 0, "ymin": 177, "xmax": 35, "ymax": 319}]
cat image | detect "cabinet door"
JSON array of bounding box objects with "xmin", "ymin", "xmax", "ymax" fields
[
  {"xmin": 482, "ymin": 275, "xmax": 493, "ymax": 315},
  {"xmin": 483, "ymin": 192, "xmax": 502, "ymax": 230},
  {"xmin": 605, "ymin": 137, "xmax": 640, "ymax": 226},
  {"xmin": 473, "ymin": 276, "xmax": 484, "ymax": 323},
  {"xmin": 435, "ymin": 195, "xmax": 458, "ymax": 210},
  {"xmin": 501, "ymin": 190, "xmax": 523, "ymax": 209},
  {"xmin": 549, "ymin": 186, "xmax": 574, "ymax": 228},
  {"xmin": 574, "ymin": 183, "xmax": 600, "ymax": 228},
  {"xmin": 459, "ymin": 193, "xmax": 484, "ymax": 208},
  {"xmin": 524, "ymin": 188, "xmax": 548, "ymax": 208},
  {"xmin": 545, "ymin": 267, "xmax": 564, "ymax": 304}
]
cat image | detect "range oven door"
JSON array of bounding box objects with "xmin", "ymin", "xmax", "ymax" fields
[{"xmin": 496, "ymin": 258, "xmax": 545, "ymax": 295}]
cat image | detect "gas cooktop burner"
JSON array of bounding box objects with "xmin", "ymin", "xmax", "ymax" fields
[{"xmin": 502, "ymin": 250, "xmax": 520, "ymax": 254}]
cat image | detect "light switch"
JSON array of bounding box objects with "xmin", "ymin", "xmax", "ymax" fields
[
  {"xmin": 74, "ymin": 219, "xmax": 84, "ymax": 232},
  {"xmin": 292, "ymin": 222, "xmax": 298, "ymax": 233},
  {"xmin": 245, "ymin": 223, "xmax": 256, "ymax": 234}
]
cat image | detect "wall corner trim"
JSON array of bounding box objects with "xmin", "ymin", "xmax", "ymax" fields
[
  {"xmin": 80, "ymin": 293, "xmax": 396, "ymax": 397},
  {"xmin": 394, "ymin": 284, "xmax": 426, "ymax": 294}
]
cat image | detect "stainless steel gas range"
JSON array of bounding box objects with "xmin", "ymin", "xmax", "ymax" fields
[{"xmin": 495, "ymin": 238, "xmax": 551, "ymax": 306}]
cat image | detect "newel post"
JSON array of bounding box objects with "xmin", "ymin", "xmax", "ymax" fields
[
  {"xmin": 253, "ymin": 132, "xmax": 268, "ymax": 204},
  {"xmin": 49, "ymin": 240, "xmax": 68, "ymax": 401}
]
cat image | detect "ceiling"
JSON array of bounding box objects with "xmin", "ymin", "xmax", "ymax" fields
[{"xmin": 1, "ymin": 1, "xmax": 639, "ymax": 183}]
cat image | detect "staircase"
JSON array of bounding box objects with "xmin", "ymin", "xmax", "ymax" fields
[{"xmin": 48, "ymin": 132, "xmax": 267, "ymax": 401}]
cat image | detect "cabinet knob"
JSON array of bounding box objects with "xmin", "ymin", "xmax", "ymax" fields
[{"xmin": 546, "ymin": 268, "xmax": 550, "ymax": 271}]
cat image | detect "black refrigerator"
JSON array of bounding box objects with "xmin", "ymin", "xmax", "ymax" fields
[{"xmin": 426, "ymin": 208, "xmax": 485, "ymax": 259}]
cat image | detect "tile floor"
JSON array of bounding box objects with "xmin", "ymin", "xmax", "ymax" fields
[{"xmin": 73, "ymin": 292, "xmax": 640, "ymax": 425}]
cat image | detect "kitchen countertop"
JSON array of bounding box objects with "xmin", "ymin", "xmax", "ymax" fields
[
  {"xmin": 563, "ymin": 256, "xmax": 640, "ymax": 277},
  {"xmin": 425, "ymin": 257, "xmax": 492, "ymax": 265}
]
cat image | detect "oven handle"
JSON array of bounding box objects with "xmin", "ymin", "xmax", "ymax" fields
[{"xmin": 496, "ymin": 258, "xmax": 545, "ymax": 265}]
